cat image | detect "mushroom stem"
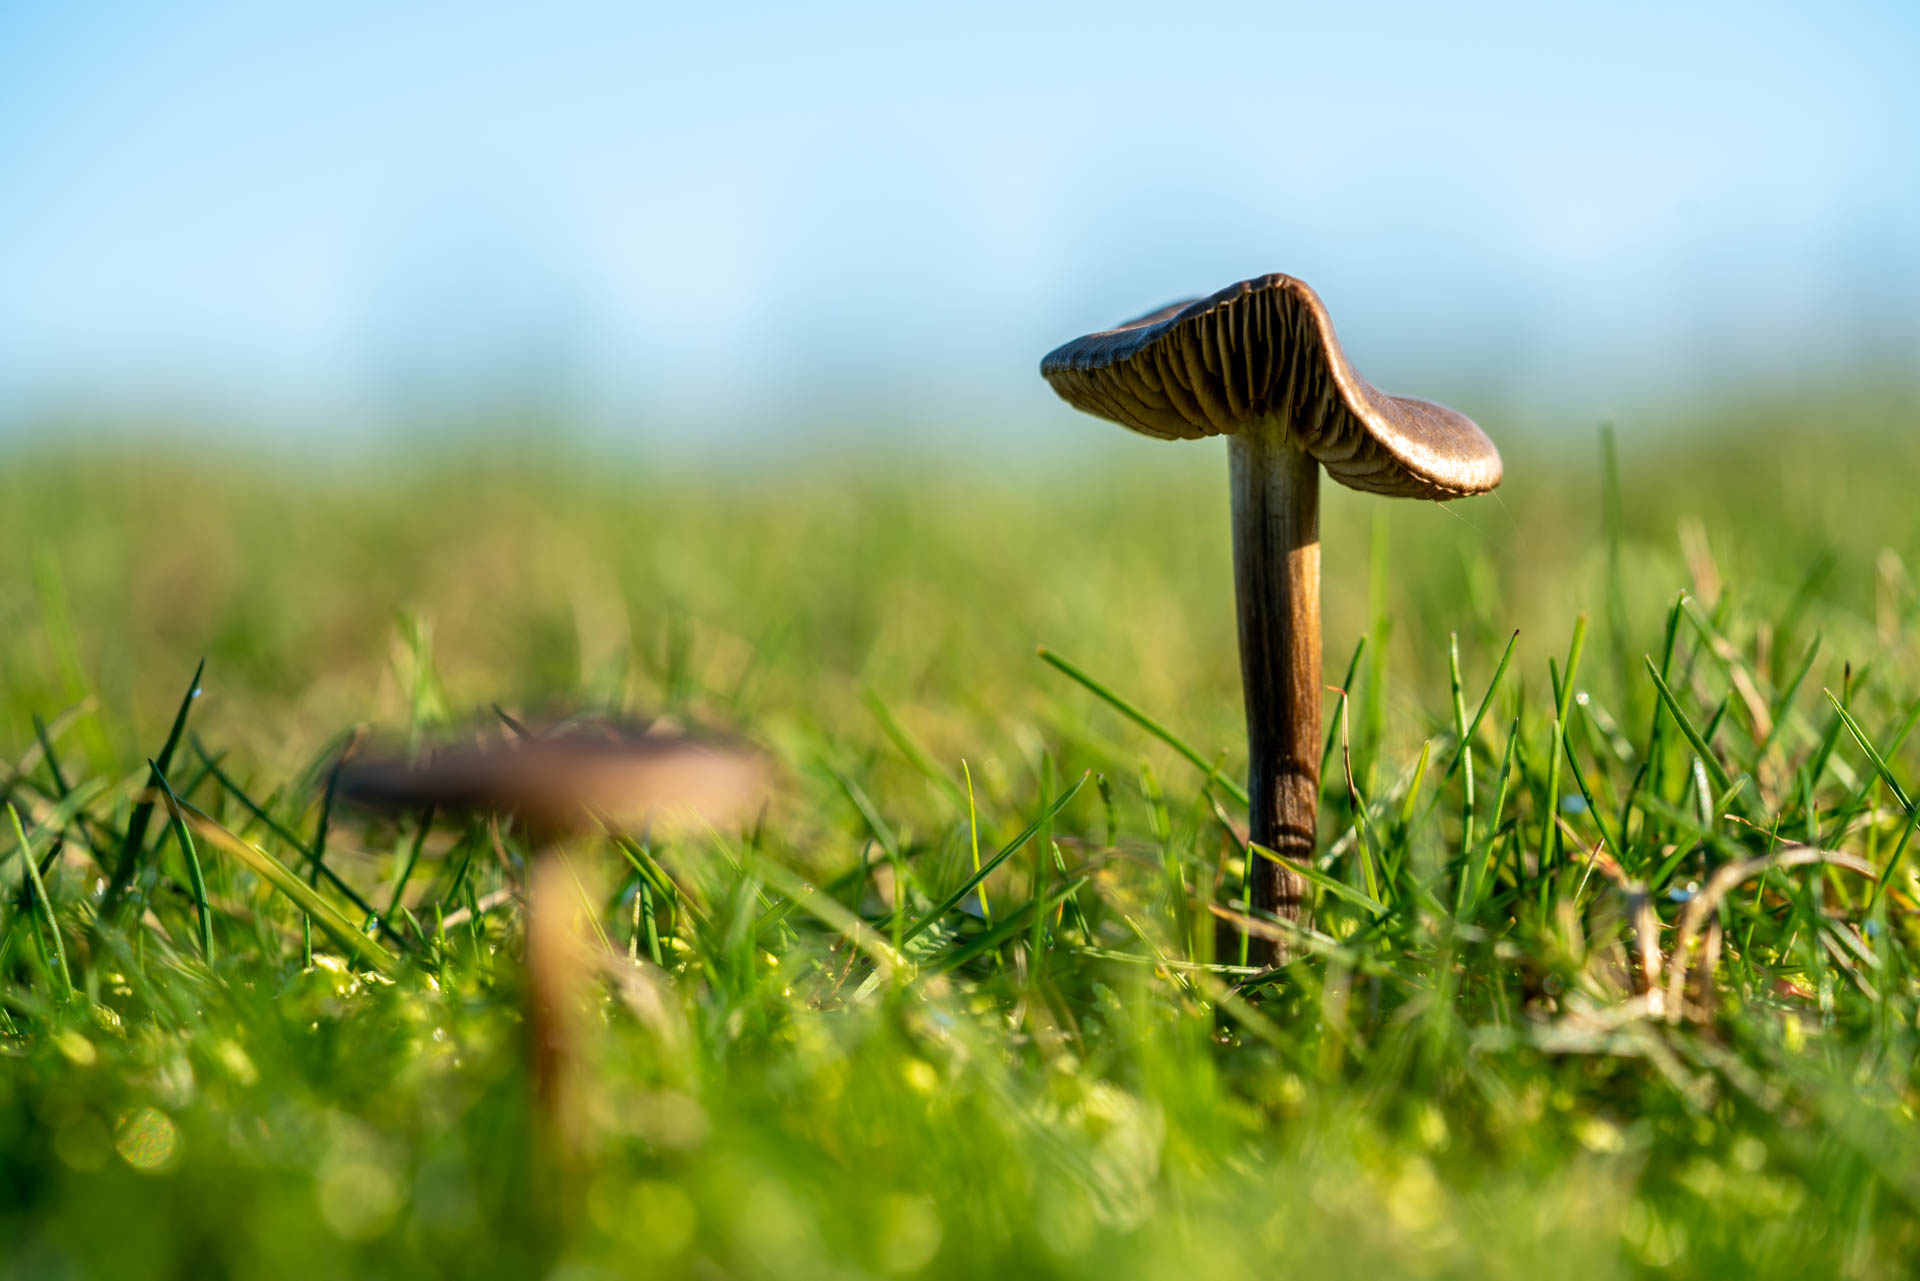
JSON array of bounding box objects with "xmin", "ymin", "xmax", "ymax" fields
[
  {"xmin": 524, "ymin": 847, "xmax": 581, "ymax": 1149},
  {"xmin": 1226, "ymin": 424, "xmax": 1319, "ymax": 967}
]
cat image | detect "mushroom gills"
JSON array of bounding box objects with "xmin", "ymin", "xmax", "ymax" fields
[{"xmin": 1040, "ymin": 273, "xmax": 1502, "ymax": 499}]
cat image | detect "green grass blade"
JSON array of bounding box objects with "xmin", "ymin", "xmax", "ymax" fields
[
  {"xmin": 1826, "ymin": 692, "xmax": 1916, "ymax": 813},
  {"xmin": 1449, "ymin": 639, "xmax": 1472, "ymax": 792},
  {"xmin": 1258, "ymin": 842, "xmax": 1387, "ymax": 917},
  {"xmin": 1765, "ymin": 635, "xmax": 1823, "ymax": 752},
  {"xmin": 1643, "ymin": 656, "xmax": 1734, "ymax": 794},
  {"xmin": 1322, "ymin": 636, "xmax": 1367, "ymax": 777},
  {"xmin": 102, "ymin": 657, "xmax": 204, "ymax": 913},
  {"xmin": 902, "ymin": 772, "xmax": 1088, "ymax": 945},
  {"xmin": 381, "ymin": 806, "xmax": 434, "ymax": 931},
  {"xmin": 166, "ymin": 797, "xmax": 397, "ymax": 974},
  {"xmin": 30, "ymin": 713, "xmax": 73, "ymax": 800},
  {"xmin": 1600, "ymin": 423, "xmax": 1632, "ymax": 702},
  {"xmin": 962, "ymin": 760, "xmax": 991, "ymax": 925},
  {"xmin": 926, "ymin": 875, "xmax": 1092, "ymax": 976},
  {"xmin": 1458, "ymin": 719, "xmax": 1520, "ymax": 915},
  {"xmin": 1460, "ymin": 630, "xmax": 1520, "ymax": 759},
  {"xmin": 1398, "ymin": 739, "xmax": 1434, "ymax": 830},
  {"xmin": 149, "ymin": 761, "xmax": 214, "ymax": 961},
  {"xmin": 1539, "ymin": 615, "xmax": 1589, "ymax": 875},
  {"xmin": 864, "ymin": 688, "xmax": 966, "ymax": 807},
  {"xmin": 190, "ymin": 737, "xmax": 398, "ymax": 941},
  {"xmin": 1825, "ymin": 692, "xmax": 1920, "ymax": 906},
  {"xmin": 1037, "ymin": 647, "xmax": 1249, "ymax": 806},
  {"xmin": 1360, "ymin": 510, "xmax": 1391, "ymax": 787},
  {"xmin": 1560, "ymin": 730, "xmax": 1623, "ymax": 875},
  {"xmin": 1029, "ymin": 751, "xmax": 1057, "ymax": 973},
  {"xmin": 8, "ymin": 803, "xmax": 74, "ymax": 1002}
]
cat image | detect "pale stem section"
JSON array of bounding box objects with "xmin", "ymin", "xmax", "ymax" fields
[
  {"xmin": 1227, "ymin": 425, "xmax": 1320, "ymax": 967},
  {"xmin": 526, "ymin": 846, "xmax": 593, "ymax": 1161}
]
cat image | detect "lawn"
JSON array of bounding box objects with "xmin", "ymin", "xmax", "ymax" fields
[{"xmin": 3, "ymin": 388, "xmax": 1919, "ymax": 1279}]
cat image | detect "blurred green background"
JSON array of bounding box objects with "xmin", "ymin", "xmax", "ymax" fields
[{"xmin": 5, "ymin": 386, "xmax": 1914, "ymax": 782}]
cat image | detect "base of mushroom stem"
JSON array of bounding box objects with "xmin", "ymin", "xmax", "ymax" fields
[{"xmin": 1216, "ymin": 855, "xmax": 1312, "ymax": 974}]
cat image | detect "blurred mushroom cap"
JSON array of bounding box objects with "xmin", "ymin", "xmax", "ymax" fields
[
  {"xmin": 334, "ymin": 717, "xmax": 767, "ymax": 839},
  {"xmin": 1041, "ymin": 273, "xmax": 1502, "ymax": 500}
]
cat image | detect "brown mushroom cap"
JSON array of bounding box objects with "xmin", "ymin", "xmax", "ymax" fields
[
  {"xmin": 1040, "ymin": 273, "xmax": 1502, "ymax": 499},
  {"xmin": 334, "ymin": 718, "xmax": 767, "ymax": 839}
]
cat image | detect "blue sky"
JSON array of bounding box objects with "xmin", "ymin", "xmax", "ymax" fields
[{"xmin": 2, "ymin": 1, "xmax": 1916, "ymax": 443}]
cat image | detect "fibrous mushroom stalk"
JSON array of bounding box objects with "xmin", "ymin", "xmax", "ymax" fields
[{"xmin": 1226, "ymin": 421, "xmax": 1319, "ymax": 967}]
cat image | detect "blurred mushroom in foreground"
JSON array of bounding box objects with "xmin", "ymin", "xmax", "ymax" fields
[
  {"xmin": 335, "ymin": 716, "xmax": 767, "ymax": 844},
  {"xmin": 1042, "ymin": 273, "xmax": 1502, "ymax": 969},
  {"xmin": 335, "ymin": 715, "xmax": 767, "ymax": 1145}
]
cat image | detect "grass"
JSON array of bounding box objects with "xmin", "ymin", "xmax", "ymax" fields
[{"xmin": 3, "ymin": 391, "xmax": 1920, "ymax": 1278}]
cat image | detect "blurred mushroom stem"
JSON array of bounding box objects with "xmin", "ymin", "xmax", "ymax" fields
[
  {"xmin": 331, "ymin": 716, "xmax": 765, "ymax": 1190},
  {"xmin": 524, "ymin": 846, "xmax": 591, "ymax": 1157},
  {"xmin": 1225, "ymin": 424, "xmax": 1319, "ymax": 967}
]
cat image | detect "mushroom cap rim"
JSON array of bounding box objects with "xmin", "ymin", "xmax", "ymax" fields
[{"xmin": 1039, "ymin": 272, "xmax": 1503, "ymax": 500}]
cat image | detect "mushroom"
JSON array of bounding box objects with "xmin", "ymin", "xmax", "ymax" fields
[
  {"xmin": 1041, "ymin": 273, "xmax": 1502, "ymax": 965},
  {"xmin": 335, "ymin": 717, "xmax": 767, "ymax": 846},
  {"xmin": 336, "ymin": 716, "xmax": 766, "ymax": 1141}
]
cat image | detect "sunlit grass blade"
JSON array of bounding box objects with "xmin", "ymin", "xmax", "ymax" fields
[
  {"xmin": 1029, "ymin": 751, "xmax": 1057, "ymax": 975},
  {"xmin": 962, "ymin": 760, "xmax": 990, "ymax": 925},
  {"xmin": 863, "ymin": 687, "xmax": 966, "ymax": 806},
  {"xmin": 1397, "ymin": 739, "xmax": 1433, "ymax": 830},
  {"xmin": 1258, "ymin": 842, "xmax": 1387, "ymax": 917},
  {"xmin": 926, "ymin": 875, "xmax": 1092, "ymax": 976},
  {"xmin": 1560, "ymin": 729, "xmax": 1623, "ymax": 877},
  {"xmin": 738, "ymin": 843, "xmax": 905, "ymax": 975},
  {"xmin": 901, "ymin": 772, "xmax": 1088, "ymax": 945},
  {"xmin": 149, "ymin": 760, "xmax": 214, "ymax": 961},
  {"xmin": 1643, "ymin": 655, "xmax": 1733, "ymax": 794},
  {"xmin": 163, "ymin": 796, "xmax": 397, "ymax": 974},
  {"xmin": 1037, "ymin": 646, "xmax": 1249, "ymax": 806},
  {"xmin": 190, "ymin": 736, "xmax": 400, "ymax": 943},
  {"xmin": 1764, "ymin": 634, "xmax": 1823, "ymax": 753},
  {"xmin": 1443, "ymin": 629, "xmax": 1518, "ymax": 848},
  {"xmin": 1623, "ymin": 593, "xmax": 1688, "ymax": 842},
  {"xmin": 7, "ymin": 803, "xmax": 73, "ymax": 1002},
  {"xmin": 1601, "ymin": 424, "xmax": 1632, "ymax": 703},
  {"xmin": 1457, "ymin": 718, "xmax": 1520, "ymax": 915},
  {"xmin": 1321, "ymin": 636, "xmax": 1367, "ymax": 777},
  {"xmin": 1538, "ymin": 614, "xmax": 1589, "ymax": 876},
  {"xmin": 1826, "ymin": 692, "xmax": 1916, "ymax": 813},
  {"xmin": 1360, "ymin": 511, "xmax": 1391, "ymax": 788},
  {"xmin": 1825, "ymin": 691, "xmax": 1920, "ymax": 905}
]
